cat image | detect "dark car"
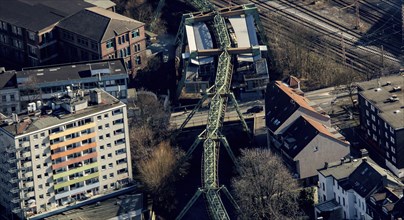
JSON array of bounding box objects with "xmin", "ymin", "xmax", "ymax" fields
[{"xmin": 246, "ymin": 106, "xmax": 263, "ymax": 114}]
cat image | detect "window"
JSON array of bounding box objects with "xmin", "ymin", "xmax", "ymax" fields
[
  {"xmin": 136, "ymin": 55, "xmax": 141, "ymax": 65},
  {"xmin": 101, "ymin": 155, "xmax": 105, "ymax": 160},
  {"xmin": 97, "ymin": 115, "xmax": 102, "ymax": 120},
  {"xmin": 34, "ymin": 144, "xmax": 39, "ymax": 149},
  {"xmin": 106, "ymin": 133, "xmax": 110, "ymax": 138},
  {"xmin": 365, "ymin": 109, "xmax": 369, "ymax": 116},
  {"xmin": 103, "ymin": 175, "xmax": 107, "ymax": 180},
  {"xmin": 37, "ymin": 174, "xmax": 42, "ymax": 179},
  {"xmin": 10, "ymin": 94, "xmax": 15, "ymax": 101},
  {"xmin": 131, "ymin": 29, "xmax": 140, "ymax": 38},
  {"xmin": 105, "ymin": 123, "xmax": 110, "ymax": 129},
  {"xmin": 118, "ymin": 37, "xmax": 121, "ymax": 45},
  {"xmin": 100, "ymin": 145, "xmax": 104, "ymax": 150},
  {"xmin": 343, "ymin": 198, "xmax": 345, "ymax": 206},
  {"xmin": 99, "ymin": 135, "xmax": 103, "ymax": 140},
  {"xmin": 98, "ymin": 125, "xmax": 103, "ymax": 130},
  {"xmin": 109, "ymin": 173, "xmax": 114, "ymax": 178},
  {"xmin": 104, "ymin": 113, "xmax": 109, "ymax": 118},
  {"xmin": 392, "ymin": 156, "xmax": 396, "ymax": 163},
  {"xmin": 101, "ymin": 165, "xmax": 106, "ymax": 170},
  {"xmin": 106, "ymin": 39, "xmax": 114, "ymax": 48},
  {"xmin": 125, "ymin": 33, "xmax": 129, "ymax": 41},
  {"xmin": 371, "ymin": 115, "xmax": 376, "ymax": 122},
  {"xmin": 108, "ymin": 163, "xmax": 113, "ymax": 169},
  {"xmin": 322, "ymin": 183, "xmax": 325, "ymax": 191},
  {"xmin": 107, "ymin": 143, "xmax": 112, "ymax": 148},
  {"xmin": 108, "ymin": 153, "xmax": 112, "ymax": 158},
  {"xmin": 29, "ymin": 32, "xmax": 36, "ymax": 41},
  {"xmin": 390, "ymin": 136, "xmax": 395, "ymax": 144}
]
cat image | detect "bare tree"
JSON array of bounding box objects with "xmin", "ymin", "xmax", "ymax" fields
[
  {"xmin": 21, "ymin": 75, "xmax": 41, "ymax": 103},
  {"xmin": 128, "ymin": 90, "xmax": 187, "ymax": 216},
  {"xmin": 231, "ymin": 148, "xmax": 302, "ymax": 220}
]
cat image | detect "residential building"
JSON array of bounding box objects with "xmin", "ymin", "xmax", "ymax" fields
[
  {"xmin": 0, "ymin": 0, "xmax": 94, "ymax": 68},
  {"xmin": 317, "ymin": 157, "xmax": 403, "ymax": 220},
  {"xmin": 0, "ymin": 0, "xmax": 145, "ymax": 76},
  {"xmin": 279, "ymin": 116, "xmax": 350, "ymax": 185},
  {"xmin": 0, "ymin": 89, "xmax": 132, "ymax": 219},
  {"xmin": 367, "ymin": 186, "xmax": 404, "ymax": 220},
  {"xmin": 57, "ymin": 7, "xmax": 147, "ymax": 75},
  {"xmin": 0, "ymin": 70, "xmax": 20, "ymax": 115},
  {"xmin": 16, "ymin": 58, "xmax": 129, "ymax": 109},
  {"xmin": 356, "ymin": 75, "xmax": 404, "ymax": 177},
  {"xmin": 265, "ymin": 81, "xmax": 331, "ymax": 149}
]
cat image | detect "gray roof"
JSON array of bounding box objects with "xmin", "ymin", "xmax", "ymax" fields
[
  {"xmin": 357, "ymin": 75, "xmax": 404, "ymax": 129},
  {"xmin": 318, "ymin": 158, "xmax": 363, "ymax": 180},
  {"xmin": 0, "ymin": 0, "xmax": 94, "ymax": 31},
  {"xmin": 84, "ymin": 0, "xmax": 116, "ymax": 9},
  {"xmin": 315, "ymin": 199, "xmax": 342, "ymax": 212},
  {"xmin": 17, "ymin": 59, "xmax": 127, "ymax": 87},
  {"xmin": 57, "ymin": 7, "xmax": 144, "ymax": 42},
  {"xmin": 1, "ymin": 89, "xmax": 124, "ymax": 136},
  {"xmin": 0, "ymin": 71, "xmax": 17, "ymax": 89}
]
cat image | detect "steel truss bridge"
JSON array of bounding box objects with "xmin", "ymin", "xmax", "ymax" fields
[{"xmin": 174, "ymin": 1, "xmax": 266, "ymax": 219}]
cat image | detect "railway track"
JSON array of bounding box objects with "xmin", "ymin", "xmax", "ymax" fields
[{"xmin": 212, "ymin": 0, "xmax": 400, "ymax": 75}]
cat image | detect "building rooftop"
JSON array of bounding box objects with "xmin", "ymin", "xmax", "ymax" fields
[
  {"xmin": 0, "ymin": 0, "xmax": 93, "ymax": 31},
  {"xmin": 318, "ymin": 157, "xmax": 363, "ymax": 180},
  {"xmin": 315, "ymin": 199, "xmax": 341, "ymax": 212},
  {"xmin": 17, "ymin": 59, "xmax": 127, "ymax": 87},
  {"xmin": 0, "ymin": 89, "xmax": 124, "ymax": 137},
  {"xmin": 357, "ymin": 74, "xmax": 404, "ymax": 129},
  {"xmin": 84, "ymin": 0, "xmax": 116, "ymax": 10},
  {"xmin": 0, "ymin": 71, "xmax": 17, "ymax": 89},
  {"xmin": 281, "ymin": 116, "xmax": 349, "ymax": 158},
  {"xmin": 57, "ymin": 7, "xmax": 144, "ymax": 42},
  {"xmin": 266, "ymin": 81, "xmax": 329, "ymax": 132}
]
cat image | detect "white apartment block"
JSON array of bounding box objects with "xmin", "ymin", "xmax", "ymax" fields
[
  {"xmin": 0, "ymin": 89, "xmax": 132, "ymax": 219},
  {"xmin": 317, "ymin": 157, "xmax": 403, "ymax": 220}
]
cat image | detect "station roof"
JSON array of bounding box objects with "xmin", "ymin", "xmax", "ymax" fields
[{"xmin": 185, "ymin": 22, "xmax": 214, "ymax": 65}]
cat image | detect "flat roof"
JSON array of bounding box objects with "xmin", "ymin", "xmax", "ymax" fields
[
  {"xmin": 1, "ymin": 89, "xmax": 125, "ymax": 137},
  {"xmin": 17, "ymin": 59, "xmax": 127, "ymax": 87},
  {"xmin": 358, "ymin": 75, "xmax": 404, "ymax": 129},
  {"xmin": 185, "ymin": 22, "xmax": 214, "ymax": 65}
]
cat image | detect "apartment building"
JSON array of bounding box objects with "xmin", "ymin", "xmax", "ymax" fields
[
  {"xmin": 0, "ymin": 0, "xmax": 144, "ymax": 76},
  {"xmin": 279, "ymin": 116, "xmax": 350, "ymax": 185},
  {"xmin": 0, "ymin": 89, "xmax": 132, "ymax": 219},
  {"xmin": 57, "ymin": 7, "xmax": 147, "ymax": 75},
  {"xmin": 0, "ymin": 0, "xmax": 94, "ymax": 68},
  {"xmin": 356, "ymin": 75, "xmax": 404, "ymax": 178},
  {"xmin": 17, "ymin": 58, "xmax": 129, "ymax": 109},
  {"xmin": 316, "ymin": 157, "xmax": 403, "ymax": 220},
  {"xmin": 0, "ymin": 70, "xmax": 20, "ymax": 115},
  {"xmin": 265, "ymin": 80, "xmax": 331, "ymax": 149},
  {"xmin": 265, "ymin": 80, "xmax": 350, "ymax": 186}
]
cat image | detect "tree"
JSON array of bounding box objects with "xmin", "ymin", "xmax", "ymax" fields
[
  {"xmin": 128, "ymin": 90, "xmax": 187, "ymax": 215},
  {"xmin": 231, "ymin": 148, "xmax": 302, "ymax": 220}
]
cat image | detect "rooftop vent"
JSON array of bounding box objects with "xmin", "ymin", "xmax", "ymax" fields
[
  {"xmin": 388, "ymin": 95, "xmax": 399, "ymax": 102},
  {"xmin": 392, "ymin": 86, "xmax": 402, "ymax": 92},
  {"xmin": 393, "ymin": 110, "xmax": 401, "ymax": 114},
  {"xmin": 385, "ymin": 81, "xmax": 391, "ymax": 86},
  {"xmin": 375, "ymin": 88, "xmax": 381, "ymax": 92}
]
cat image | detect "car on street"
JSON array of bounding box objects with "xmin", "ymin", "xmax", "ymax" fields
[{"xmin": 245, "ymin": 105, "xmax": 263, "ymax": 114}]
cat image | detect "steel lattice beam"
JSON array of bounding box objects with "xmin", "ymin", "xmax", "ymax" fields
[{"xmin": 176, "ymin": 1, "xmax": 262, "ymax": 220}]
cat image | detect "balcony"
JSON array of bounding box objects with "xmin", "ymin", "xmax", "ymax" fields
[
  {"xmin": 52, "ymin": 152, "xmax": 97, "ymax": 170},
  {"xmin": 49, "ymin": 122, "xmax": 95, "ymax": 140},
  {"xmin": 11, "ymin": 197, "xmax": 21, "ymax": 204},
  {"xmin": 9, "ymin": 178, "xmax": 20, "ymax": 184},
  {"xmin": 12, "ymin": 208, "xmax": 21, "ymax": 213},
  {"xmin": 54, "ymin": 172, "xmax": 99, "ymax": 190},
  {"xmin": 11, "ymin": 187, "xmax": 20, "ymax": 194},
  {"xmin": 5, "ymin": 146, "xmax": 16, "ymax": 153},
  {"xmin": 8, "ymin": 168, "xmax": 18, "ymax": 174},
  {"xmin": 8, "ymin": 157, "xmax": 17, "ymax": 164}
]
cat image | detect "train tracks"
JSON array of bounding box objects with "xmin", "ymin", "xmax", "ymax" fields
[{"xmin": 212, "ymin": 0, "xmax": 401, "ymax": 75}]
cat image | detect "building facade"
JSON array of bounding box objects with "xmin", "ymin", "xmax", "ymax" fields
[
  {"xmin": 0, "ymin": 0, "xmax": 96, "ymax": 69},
  {"xmin": 57, "ymin": 7, "xmax": 147, "ymax": 75},
  {"xmin": 317, "ymin": 157, "xmax": 403, "ymax": 220},
  {"xmin": 17, "ymin": 58, "xmax": 129, "ymax": 110},
  {"xmin": 0, "ymin": 0, "xmax": 145, "ymax": 75},
  {"xmin": 0, "ymin": 70, "xmax": 20, "ymax": 115},
  {"xmin": 0, "ymin": 89, "xmax": 132, "ymax": 219},
  {"xmin": 357, "ymin": 75, "xmax": 404, "ymax": 178}
]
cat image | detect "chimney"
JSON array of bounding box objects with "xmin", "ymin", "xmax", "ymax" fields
[
  {"xmin": 360, "ymin": 149, "xmax": 369, "ymax": 158},
  {"xmin": 362, "ymin": 157, "xmax": 367, "ymax": 162},
  {"xmin": 324, "ymin": 162, "xmax": 329, "ymax": 169},
  {"xmin": 349, "ymin": 156, "xmax": 353, "ymax": 162},
  {"xmin": 90, "ymin": 90, "xmax": 102, "ymax": 104},
  {"xmin": 340, "ymin": 158, "xmax": 345, "ymax": 165}
]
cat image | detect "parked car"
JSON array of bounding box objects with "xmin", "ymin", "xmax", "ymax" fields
[{"xmin": 245, "ymin": 105, "xmax": 263, "ymax": 114}]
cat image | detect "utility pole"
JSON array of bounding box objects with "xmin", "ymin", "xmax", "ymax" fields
[
  {"xmin": 380, "ymin": 45, "xmax": 384, "ymax": 77},
  {"xmin": 340, "ymin": 31, "xmax": 346, "ymax": 65},
  {"xmin": 355, "ymin": 0, "xmax": 360, "ymax": 30}
]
